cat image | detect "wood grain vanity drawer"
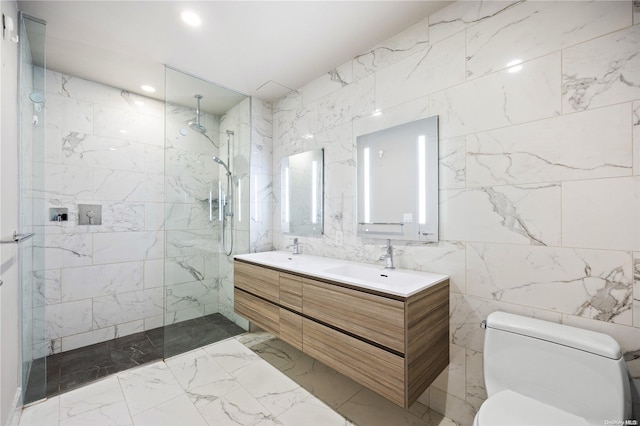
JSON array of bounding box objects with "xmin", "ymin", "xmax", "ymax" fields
[
  {"xmin": 234, "ymin": 261, "xmax": 280, "ymax": 303},
  {"xmin": 234, "ymin": 288, "xmax": 279, "ymax": 335},
  {"xmin": 279, "ymin": 273, "xmax": 303, "ymax": 312},
  {"xmin": 302, "ymin": 278, "xmax": 405, "ymax": 353},
  {"xmin": 279, "ymin": 308, "xmax": 303, "ymax": 351},
  {"xmin": 303, "ymin": 318, "xmax": 405, "ymax": 406}
]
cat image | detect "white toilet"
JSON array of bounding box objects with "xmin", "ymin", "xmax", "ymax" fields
[{"xmin": 473, "ymin": 311, "xmax": 632, "ymax": 426}]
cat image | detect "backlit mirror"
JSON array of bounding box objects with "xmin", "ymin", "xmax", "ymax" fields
[
  {"xmin": 356, "ymin": 116, "xmax": 438, "ymax": 242},
  {"xmin": 281, "ymin": 149, "xmax": 324, "ymax": 235}
]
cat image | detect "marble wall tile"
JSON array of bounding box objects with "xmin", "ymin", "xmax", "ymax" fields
[
  {"xmin": 563, "ymin": 24, "xmax": 640, "ymax": 113},
  {"xmin": 36, "ymin": 164, "xmax": 93, "ymax": 201},
  {"xmin": 61, "ymin": 133, "xmax": 146, "ymax": 172},
  {"xmin": 303, "ymin": 61, "xmax": 353, "ymax": 105},
  {"xmin": 562, "ymin": 177, "xmax": 640, "ymax": 251},
  {"xmin": 144, "ymin": 259, "xmax": 164, "ymax": 289},
  {"xmin": 467, "ymin": 1, "xmax": 630, "ymax": 79},
  {"xmin": 93, "ymin": 169, "xmax": 163, "ymax": 203},
  {"xmin": 61, "ymin": 261, "xmax": 143, "ymax": 302},
  {"xmin": 93, "ymin": 288, "xmax": 163, "ymax": 328},
  {"xmin": 46, "ymin": 299, "xmax": 93, "ymax": 339},
  {"xmin": 441, "ymin": 183, "xmax": 561, "ymax": 246},
  {"xmin": 164, "ymin": 203, "xmax": 210, "ymax": 231},
  {"xmin": 45, "ymin": 94, "xmax": 94, "ymax": 134},
  {"xmin": 93, "ymin": 104, "xmax": 164, "ymax": 146},
  {"xmin": 166, "ymin": 230, "xmax": 219, "ymax": 258},
  {"xmin": 353, "ymin": 96, "xmax": 430, "ymax": 139},
  {"xmin": 467, "ymin": 243, "xmax": 633, "ymax": 325},
  {"xmin": 439, "ymin": 137, "xmax": 466, "ymax": 190},
  {"xmin": 164, "ymin": 256, "xmax": 206, "ymax": 286},
  {"xmin": 376, "ymin": 31, "xmax": 465, "ymax": 111},
  {"xmin": 92, "ymin": 231, "xmax": 164, "ymax": 264},
  {"xmin": 430, "ymin": 53, "xmax": 561, "ymax": 139},
  {"xmin": 61, "ymin": 320, "xmax": 144, "ymax": 352},
  {"xmin": 41, "ymin": 233, "xmax": 93, "ymax": 269},
  {"xmin": 634, "ymin": 101, "xmax": 639, "ymax": 176},
  {"xmin": 34, "ymin": 269, "xmax": 61, "ymax": 307},
  {"xmin": 394, "ymin": 242, "xmax": 466, "ymax": 294},
  {"xmin": 101, "ymin": 202, "xmax": 145, "ymax": 232},
  {"xmin": 429, "ymin": 387, "xmax": 477, "ymax": 426},
  {"xmin": 166, "ymin": 280, "xmax": 218, "ymax": 312},
  {"xmin": 466, "ymin": 103, "xmax": 633, "ymax": 186},
  {"xmin": 635, "ymin": 253, "xmax": 639, "ymax": 328},
  {"xmin": 465, "ymin": 349, "xmax": 487, "ymax": 410},
  {"xmin": 431, "ymin": 343, "xmax": 466, "ymax": 400},
  {"xmin": 353, "ymin": 16, "xmax": 429, "ymax": 80},
  {"xmin": 427, "ymin": 1, "xmax": 520, "ymax": 45},
  {"xmin": 316, "ymin": 75, "xmax": 375, "ymax": 131}
]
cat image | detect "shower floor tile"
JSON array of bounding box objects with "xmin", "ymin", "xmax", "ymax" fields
[{"xmin": 24, "ymin": 313, "xmax": 244, "ymax": 404}]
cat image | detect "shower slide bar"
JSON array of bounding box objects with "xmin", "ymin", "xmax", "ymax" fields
[{"xmin": 0, "ymin": 230, "xmax": 35, "ymax": 244}]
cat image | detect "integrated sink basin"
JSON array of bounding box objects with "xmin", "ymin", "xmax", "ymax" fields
[{"xmin": 234, "ymin": 251, "xmax": 448, "ymax": 297}]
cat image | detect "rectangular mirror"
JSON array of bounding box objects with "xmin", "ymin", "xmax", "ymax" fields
[
  {"xmin": 356, "ymin": 116, "xmax": 438, "ymax": 242},
  {"xmin": 281, "ymin": 149, "xmax": 324, "ymax": 236}
]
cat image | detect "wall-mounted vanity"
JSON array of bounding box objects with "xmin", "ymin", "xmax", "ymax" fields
[{"xmin": 233, "ymin": 251, "xmax": 449, "ymax": 408}]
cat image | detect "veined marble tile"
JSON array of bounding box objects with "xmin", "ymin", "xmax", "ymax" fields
[
  {"xmin": 45, "ymin": 127, "xmax": 63, "ymax": 164},
  {"xmin": 354, "ymin": 16, "xmax": 429, "ymax": 80},
  {"xmin": 144, "ymin": 258, "xmax": 164, "ymax": 289},
  {"xmin": 467, "ymin": 243, "xmax": 633, "ymax": 325},
  {"xmin": 166, "ymin": 280, "xmax": 218, "ymax": 312},
  {"xmin": 41, "ymin": 233, "xmax": 93, "ymax": 269},
  {"xmin": 467, "ymin": 103, "xmax": 633, "ymax": 186},
  {"xmin": 34, "ymin": 269, "xmax": 61, "ymax": 306},
  {"xmin": 467, "ymin": 1, "xmax": 630, "ymax": 79},
  {"xmin": 99, "ymin": 202, "xmax": 145, "ymax": 232},
  {"xmin": 186, "ymin": 378, "xmax": 242, "ymax": 410},
  {"xmin": 428, "ymin": 1, "xmax": 520, "ymax": 45},
  {"xmin": 431, "ymin": 343, "xmax": 466, "ymax": 401},
  {"xmin": 144, "ymin": 202, "xmax": 164, "ymax": 231},
  {"xmin": 394, "ymin": 241, "xmax": 466, "ymax": 294},
  {"xmin": 430, "ymin": 53, "xmax": 561, "ymax": 139},
  {"xmin": 59, "ymin": 376, "xmax": 127, "ymax": 421},
  {"xmin": 276, "ymin": 395, "xmax": 349, "ymax": 425},
  {"xmin": 273, "ymin": 93, "xmax": 318, "ymax": 147},
  {"xmin": 163, "ymin": 307, "xmax": 204, "ymax": 326},
  {"xmin": 61, "ymin": 320, "xmax": 143, "ymax": 352},
  {"xmin": 93, "ymin": 169, "xmax": 163, "ymax": 203},
  {"xmin": 35, "ymin": 164, "xmax": 93, "ymax": 200},
  {"xmin": 196, "ymin": 386, "xmax": 278, "ymax": 426},
  {"xmin": 46, "ymin": 69, "xmax": 63, "ymax": 95},
  {"xmin": 465, "ymin": 349, "xmax": 487, "ymax": 410},
  {"xmin": 144, "ymin": 144, "xmax": 164, "ymax": 174},
  {"xmin": 164, "ymin": 256, "xmax": 206, "ymax": 285},
  {"xmin": 235, "ymin": 358, "xmax": 299, "ymax": 401},
  {"xmin": 132, "ymin": 394, "xmax": 207, "ymax": 426},
  {"xmin": 376, "ymin": 31, "xmax": 465, "ymax": 111},
  {"xmin": 165, "ymin": 175, "xmax": 212, "ymax": 204},
  {"xmin": 117, "ymin": 361, "xmax": 184, "ymax": 415},
  {"xmin": 202, "ymin": 338, "xmax": 263, "ymax": 378},
  {"xmin": 59, "ymin": 400, "xmax": 131, "ymax": 426},
  {"xmin": 633, "ymin": 101, "xmax": 639, "ymax": 176},
  {"xmin": 303, "ymin": 61, "xmax": 353, "ymax": 105},
  {"xmin": 165, "ymin": 147, "xmax": 209, "ymax": 178},
  {"xmin": 46, "ymin": 299, "xmax": 93, "ymax": 339},
  {"xmin": 325, "ymin": 158, "xmax": 357, "ymax": 199},
  {"xmin": 439, "ymin": 136, "xmax": 466, "ymax": 190},
  {"xmin": 562, "ymin": 177, "xmax": 640, "ymax": 251},
  {"xmin": 634, "ymin": 253, "xmax": 639, "ymax": 328},
  {"xmin": 429, "ymin": 387, "xmax": 477, "ymax": 426},
  {"xmin": 563, "ymin": 24, "xmax": 640, "ymax": 112},
  {"xmin": 45, "ymin": 94, "xmax": 94, "ymax": 134},
  {"xmin": 317, "ymin": 75, "xmax": 375, "ymax": 131},
  {"xmin": 92, "ymin": 231, "xmax": 164, "ymax": 264},
  {"xmin": 93, "ymin": 287, "xmax": 163, "ymax": 328},
  {"xmin": 19, "ymin": 396, "xmax": 60, "ymax": 426},
  {"xmin": 164, "ymin": 203, "xmax": 210, "ymax": 231},
  {"xmin": 61, "ymin": 132, "xmax": 145, "ymax": 172},
  {"xmin": 440, "ymin": 183, "xmax": 561, "ymax": 246},
  {"xmin": 635, "ymin": 0, "xmax": 640, "ymax": 24},
  {"xmin": 165, "ymin": 348, "xmax": 232, "ymax": 391},
  {"xmin": 61, "ymin": 261, "xmax": 143, "ymax": 302},
  {"xmin": 338, "ymin": 388, "xmax": 427, "ymax": 426},
  {"xmin": 93, "ymin": 104, "xmax": 164, "ymax": 146},
  {"xmin": 166, "ymin": 230, "xmax": 219, "ymax": 257},
  {"xmin": 312, "ymin": 122, "xmax": 353, "ymax": 165}
]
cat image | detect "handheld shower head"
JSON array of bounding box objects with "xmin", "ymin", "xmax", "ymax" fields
[{"xmin": 213, "ymin": 156, "xmax": 231, "ymax": 176}]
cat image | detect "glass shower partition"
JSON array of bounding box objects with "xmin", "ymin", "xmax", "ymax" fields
[
  {"xmin": 163, "ymin": 68, "xmax": 250, "ymax": 357},
  {"xmin": 18, "ymin": 13, "xmax": 47, "ymax": 404}
]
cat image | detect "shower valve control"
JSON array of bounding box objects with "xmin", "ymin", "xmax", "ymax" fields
[{"xmin": 78, "ymin": 204, "xmax": 102, "ymax": 225}]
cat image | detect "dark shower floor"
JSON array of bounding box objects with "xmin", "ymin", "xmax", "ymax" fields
[{"xmin": 24, "ymin": 313, "xmax": 245, "ymax": 404}]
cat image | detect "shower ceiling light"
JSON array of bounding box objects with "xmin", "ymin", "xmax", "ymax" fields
[
  {"xmin": 180, "ymin": 10, "xmax": 202, "ymax": 27},
  {"xmin": 141, "ymin": 85, "xmax": 156, "ymax": 93}
]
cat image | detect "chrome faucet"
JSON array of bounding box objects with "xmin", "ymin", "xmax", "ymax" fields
[
  {"xmin": 379, "ymin": 239, "xmax": 395, "ymax": 269},
  {"xmin": 287, "ymin": 238, "xmax": 301, "ymax": 255}
]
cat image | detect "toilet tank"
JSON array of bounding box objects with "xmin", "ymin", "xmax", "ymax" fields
[{"xmin": 483, "ymin": 312, "xmax": 631, "ymax": 424}]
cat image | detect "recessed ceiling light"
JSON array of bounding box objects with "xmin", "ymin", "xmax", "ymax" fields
[
  {"xmin": 141, "ymin": 85, "xmax": 156, "ymax": 93},
  {"xmin": 180, "ymin": 10, "xmax": 202, "ymax": 27},
  {"xmin": 134, "ymin": 100, "xmax": 145, "ymax": 106}
]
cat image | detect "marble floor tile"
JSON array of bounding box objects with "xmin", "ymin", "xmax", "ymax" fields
[{"xmin": 19, "ymin": 332, "xmax": 457, "ymax": 426}]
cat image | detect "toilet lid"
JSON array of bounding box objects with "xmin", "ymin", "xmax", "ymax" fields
[{"xmin": 475, "ymin": 390, "xmax": 590, "ymax": 426}]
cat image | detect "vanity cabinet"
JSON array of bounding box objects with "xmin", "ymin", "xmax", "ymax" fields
[{"xmin": 233, "ymin": 259, "xmax": 449, "ymax": 408}]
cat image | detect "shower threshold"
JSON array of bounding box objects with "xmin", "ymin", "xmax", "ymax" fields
[{"xmin": 23, "ymin": 313, "xmax": 245, "ymax": 404}]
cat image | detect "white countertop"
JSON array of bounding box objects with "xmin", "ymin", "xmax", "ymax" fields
[{"xmin": 234, "ymin": 251, "xmax": 449, "ymax": 298}]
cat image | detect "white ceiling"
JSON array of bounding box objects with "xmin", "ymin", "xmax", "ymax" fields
[{"xmin": 17, "ymin": 1, "xmax": 451, "ymax": 112}]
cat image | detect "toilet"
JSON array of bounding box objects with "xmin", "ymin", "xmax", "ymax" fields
[{"xmin": 473, "ymin": 311, "xmax": 632, "ymax": 426}]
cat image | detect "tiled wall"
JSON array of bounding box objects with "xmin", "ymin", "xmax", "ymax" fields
[
  {"xmin": 36, "ymin": 71, "xmax": 230, "ymax": 354},
  {"xmin": 271, "ymin": 1, "xmax": 640, "ymax": 423}
]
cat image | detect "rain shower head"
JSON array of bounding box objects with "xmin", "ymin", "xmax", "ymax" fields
[
  {"xmin": 188, "ymin": 94, "xmax": 207, "ymax": 134},
  {"xmin": 213, "ymin": 156, "xmax": 231, "ymax": 175}
]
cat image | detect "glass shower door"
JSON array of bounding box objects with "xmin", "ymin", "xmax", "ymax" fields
[{"xmin": 19, "ymin": 13, "xmax": 47, "ymax": 404}]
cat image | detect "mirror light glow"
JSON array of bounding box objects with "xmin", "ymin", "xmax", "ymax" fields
[
  {"xmin": 311, "ymin": 161, "xmax": 318, "ymax": 224},
  {"xmin": 284, "ymin": 166, "xmax": 290, "ymax": 223},
  {"xmin": 363, "ymin": 147, "xmax": 371, "ymax": 224},
  {"xmin": 418, "ymin": 135, "xmax": 426, "ymax": 224}
]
